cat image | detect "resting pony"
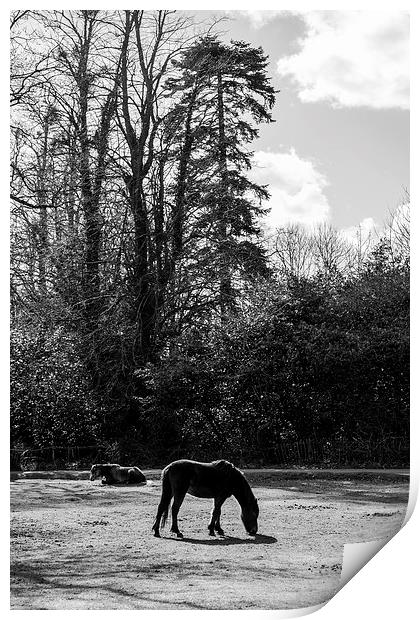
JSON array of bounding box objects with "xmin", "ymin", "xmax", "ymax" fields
[
  {"xmin": 152, "ymin": 459, "xmax": 259, "ymax": 538},
  {"xmin": 89, "ymin": 463, "xmax": 146, "ymax": 485}
]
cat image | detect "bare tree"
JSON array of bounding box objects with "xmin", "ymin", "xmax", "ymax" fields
[
  {"xmin": 10, "ymin": 11, "xmax": 53, "ymax": 108},
  {"xmin": 348, "ymin": 222, "xmax": 378, "ymax": 275},
  {"xmin": 274, "ymin": 224, "xmax": 314, "ymax": 281},
  {"xmin": 385, "ymin": 192, "xmax": 410, "ymax": 264},
  {"xmin": 117, "ymin": 9, "xmax": 193, "ymax": 362},
  {"xmin": 311, "ymin": 223, "xmax": 353, "ymax": 279}
]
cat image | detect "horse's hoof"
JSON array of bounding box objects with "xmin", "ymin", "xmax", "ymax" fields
[
  {"xmin": 216, "ymin": 530, "xmax": 225, "ymax": 536},
  {"xmin": 153, "ymin": 532, "xmax": 160, "ymax": 538},
  {"xmin": 208, "ymin": 531, "xmax": 216, "ymax": 537}
]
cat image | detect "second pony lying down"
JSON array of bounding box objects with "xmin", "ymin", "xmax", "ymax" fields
[{"xmin": 90, "ymin": 463, "xmax": 146, "ymax": 485}]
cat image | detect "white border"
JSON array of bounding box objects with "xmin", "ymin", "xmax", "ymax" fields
[{"xmin": 3, "ymin": 2, "xmax": 417, "ymax": 619}]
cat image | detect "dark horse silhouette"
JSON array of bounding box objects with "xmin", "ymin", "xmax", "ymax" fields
[{"xmin": 152, "ymin": 459, "xmax": 259, "ymax": 538}]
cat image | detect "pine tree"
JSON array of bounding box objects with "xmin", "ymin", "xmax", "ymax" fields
[{"xmin": 167, "ymin": 36, "xmax": 276, "ymax": 318}]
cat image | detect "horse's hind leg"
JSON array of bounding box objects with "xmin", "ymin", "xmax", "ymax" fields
[
  {"xmin": 170, "ymin": 491, "xmax": 186, "ymax": 538},
  {"xmin": 153, "ymin": 499, "xmax": 170, "ymax": 538},
  {"xmin": 153, "ymin": 508, "xmax": 163, "ymax": 537},
  {"xmin": 153, "ymin": 475, "xmax": 173, "ymax": 537}
]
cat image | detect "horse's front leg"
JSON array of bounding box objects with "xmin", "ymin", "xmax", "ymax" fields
[
  {"xmin": 215, "ymin": 512, "xmax": 225, "ymax": 536},
  {"xmin": 208, "ymin": 497, "xmax": 227, "ymax": 536},
  {"xmin": 170, "ymin": 491, "xmax": 186, "ymax": 538}
]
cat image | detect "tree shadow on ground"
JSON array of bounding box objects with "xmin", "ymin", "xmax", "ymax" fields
[
  {"xmin": 11, "ymin": 562, "xmax": 209, "ymax": 609},
  {"xmin": 250, "ymin": 477, "xmax": 409, "ymax": 506}
]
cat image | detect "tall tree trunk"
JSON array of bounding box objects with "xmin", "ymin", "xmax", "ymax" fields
[
  {"xmin": 119, "ymin": 10, "xmax": 169, "ymax": 364},
  {"xmin": 77, "ymin": 11, "xmax": 118, "ymax": 334},
  {"xmin": 172, "ymin": 82, "xmax": 198, "ymax": 264},
  {"xmin": 154, "ymin": 154, "xmax": 165, "ymax": 285},
  {"xmin": 36, "ymin": 116, "xmax": 51, "ymax": 297},
  {"xmin": 77, "ymin": 15, "xmax": 101, "ymax": 333},
  {"xmin": 130, "ymin": 172, "xmax": 155, "ymax": 361}
]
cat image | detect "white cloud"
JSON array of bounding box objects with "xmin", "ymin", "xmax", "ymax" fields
[
  {"xmin": 250, "ymin": 149, "xmax": 331, "ymax": 228},
  {"xmin": 277, "ymin": 11, "xmax": 409, "ymax": 110},
  {"xmin": 232, "ymin": 10, "xmax": 285, "ymax": 29}
]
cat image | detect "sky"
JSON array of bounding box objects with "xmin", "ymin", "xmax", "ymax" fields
[
  {"xmin": 196, "ymin": 10, "xmax": 410, "ymax": 236},
  {"xmin": 6, "ymin": 7, "xmax": 410, "ymax": 240}
]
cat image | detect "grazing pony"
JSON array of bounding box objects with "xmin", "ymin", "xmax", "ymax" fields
[
  {"xmin": 89, "ymin": 463, "xmax": 146, "ymax": 485},
  {"xmin": 152, "ymin": 459, "xmax": 259, "ymax": 538}
]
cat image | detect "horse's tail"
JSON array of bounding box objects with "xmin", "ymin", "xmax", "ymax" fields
[{"xmin": 159, "ymin": 467, "xmax": 173, "ymax": 529}]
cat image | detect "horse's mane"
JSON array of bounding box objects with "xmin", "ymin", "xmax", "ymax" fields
[
  {"xmin": 211, "ymin": 459, "xmax": 235, "ymax": 471},
  {"xmin": 212, "ymin": 460, "xmax": 240, "ymax": 483},
  {"xmin": 210, "ymin": 460, "xmax": 257, "ymax": 504}
]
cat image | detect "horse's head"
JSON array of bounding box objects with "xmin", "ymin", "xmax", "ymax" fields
[
  {"xmin": 241, "ymin": 497, "xmax": 259, "ymax": 536},
  {"xmin": 89, "ymin": 464, "xmax": 102, "ymax": 481}
]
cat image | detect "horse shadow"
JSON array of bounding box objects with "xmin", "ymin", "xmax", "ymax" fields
[{"xmin": 172, "ymin": 533, "xmax": 277, "ymax": 546}]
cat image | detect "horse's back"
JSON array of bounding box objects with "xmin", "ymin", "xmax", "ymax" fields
[
  {"xmin": 165, "ymin": 459, "xmax": 234, "ymax": 470},
  {"xmin": 163, "ymin": 459, "xmax": 230, "ymax": 477},
  {"xmin": 163, "ymin": 459, "xmax": 238, "ymax": 497}
]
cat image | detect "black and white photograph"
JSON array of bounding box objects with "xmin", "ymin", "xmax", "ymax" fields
[{"xmin": 9, "ymin": 6, "xmax": 410, "ymax": 611}]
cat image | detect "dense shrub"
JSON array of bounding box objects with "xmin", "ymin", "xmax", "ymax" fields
[
  {"xmin": 10, "ymin": 325, "xmax": 104, "ymax": 448},
  {"xmin": 10, "ymin": 241, "xmax": 409, "ymax": 468},
  {"xmin": 139, "ymin": 258, "xmax": 409, "ymax": 465}
]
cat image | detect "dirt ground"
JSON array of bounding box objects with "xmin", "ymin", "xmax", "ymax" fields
[{"xmin": 10, "ymin": 470, "xmax": 409, "ymax": 610}]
